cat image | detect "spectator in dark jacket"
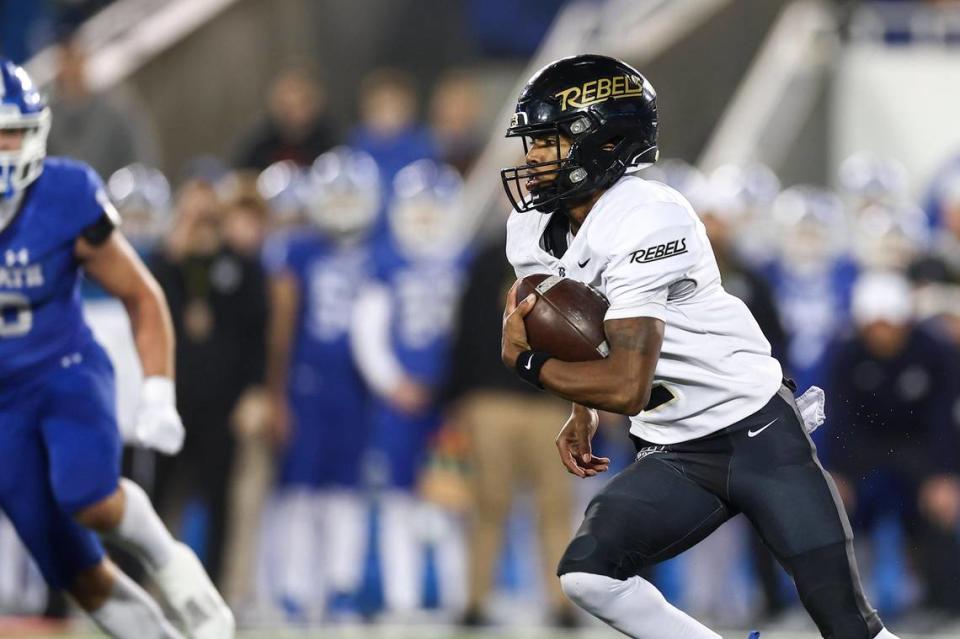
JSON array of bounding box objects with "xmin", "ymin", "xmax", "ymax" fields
[
  {"xmin": 149, "ymin": 180, "xmax": 268, "ymax": 586},
  {"xmin": 233, "ymin": 67, "xmax": 337, "ymax": 170},
  {"xmin": 825, "ymin": 271, "xmax": 960, "ymax": 615}
]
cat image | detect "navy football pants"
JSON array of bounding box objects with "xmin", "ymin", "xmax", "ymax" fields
[{"xmin": 559, "ymin": 386, "xmax": 884, "ymax": 638}]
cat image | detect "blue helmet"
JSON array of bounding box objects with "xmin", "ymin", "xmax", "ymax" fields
[
  {"xmin": 837, "ymin": 152, "xmax": 908, "ymax": 207},
  {"xmin": 257, "ymin": 159, "xmax": 307, "ymax": 227},
  {"xmin": 107, "ymin": 163, "xmax": 172, "ymax": 248},
  {"xmin": 0, "ymin": 58, "xmax": 51, "ymax": 199},
  {"xmin": 389, "ymin": 159, "xmax": 464, "ymax": 258},
  {"xmin": 300, "ymin": 147, "xmax": 381, "ymax": 237}
]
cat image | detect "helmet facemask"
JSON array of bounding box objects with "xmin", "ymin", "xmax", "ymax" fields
[
  {"xmin": 500, "ymin": 114, "xmax": 597, "ymax": 214},
  {"xmin": 500, "ymin": 55, "xmax": 659, "ymax": 214},
  {"xmin": 501, "ymin": 112, "xmax": 655, "ymax": 214},
  {"xmin": 0, "ymin": 107, "xmax": 50, "ymax": 200}
]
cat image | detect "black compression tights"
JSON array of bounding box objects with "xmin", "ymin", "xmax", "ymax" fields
[{"xmin": 785, "ymin": 541, "xmax": 884, "ymax": 639}]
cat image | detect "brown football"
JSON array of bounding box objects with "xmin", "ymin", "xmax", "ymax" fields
[{"xmin": 515, "ymin": 274, "xmax": 610, "ymax": 361}]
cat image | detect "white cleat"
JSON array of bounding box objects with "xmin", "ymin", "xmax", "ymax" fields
[{"xmin": 152, "ymin": 542, "xmax": 236, "ymax": 639}]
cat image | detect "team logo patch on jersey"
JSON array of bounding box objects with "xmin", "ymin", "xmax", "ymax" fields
[
  {"xmin": 4, "ymin": 248, "xmax": 28, "ymax": 267},
  {"xmin": 628, "ymin": 238, "xmax": 687, "ymax": 264},
  {"xmin": 0, "ymin": 247, "xmax": 42, "ymax": 289}
]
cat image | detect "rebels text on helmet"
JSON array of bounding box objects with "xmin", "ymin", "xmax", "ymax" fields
[{"xmin": 554, "ymin": 74, "xmax": 644, "ymax": 111}]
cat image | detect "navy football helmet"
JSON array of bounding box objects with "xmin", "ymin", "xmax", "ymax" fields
[
  {"xmin": 501, "ymin": 54, "xmax": 658, "ymax": 213},
  {"xmin": 0, "ymin": 58, "xmax": 50, "ymax": 199}
]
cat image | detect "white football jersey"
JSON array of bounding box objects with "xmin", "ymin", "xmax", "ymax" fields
[{"xmin": 506, "ymin": 175, "xmax": 782, "ymax": 444}]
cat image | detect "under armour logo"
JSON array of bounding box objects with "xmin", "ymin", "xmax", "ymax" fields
[{"xmin": 4, "ymin": 248, "xmax": 28, "ymax": 267}]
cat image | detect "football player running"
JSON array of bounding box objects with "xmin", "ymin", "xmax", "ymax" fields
[
  {"xmin": 0, "ymin": 59, "xmax": 233, "ymax": 638},
  {"xmin": 499, "ymin": 54, "xmax": 899, "ymax": 639}
]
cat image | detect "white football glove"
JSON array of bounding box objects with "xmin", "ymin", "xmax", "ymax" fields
[
  {"xmin": 133, "ymin": 376, "xmax": 185, "ymax": 455},
  {"xmin": 796, "ymin": 385, "xmax": 826, "ymax": 435}
]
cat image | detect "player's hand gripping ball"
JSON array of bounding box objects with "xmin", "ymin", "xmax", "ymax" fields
[
  {"xmin": 514, "ymin": 273, "xmax": 610, "ymax": 361},
  {"xmin": 132, "ymin": 376, "xmax": 186, "ymax": 455}
]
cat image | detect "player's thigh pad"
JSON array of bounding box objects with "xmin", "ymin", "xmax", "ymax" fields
[
  {"xmin": 558, "ymin": 456, "xmax": 732, "ymax": 579},
  {"xmin": 38, "ymin": 344, "xmax": 122, "ymax": 514},
  {"xmin": 0, "ymin": 403, "xmax": 104, "ymax": 589},
  {"xmin": 728, "ymin": 392, "xmax": 850, "ymax": 559}
]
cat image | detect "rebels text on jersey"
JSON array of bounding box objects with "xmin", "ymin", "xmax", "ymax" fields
[
  {"xmin": 0, "ymin": 158, "xmax": 112, "ymax": 380},
  {"xmin": 506, "ymin": 175, "xmax": 782, "ymax": 444}
]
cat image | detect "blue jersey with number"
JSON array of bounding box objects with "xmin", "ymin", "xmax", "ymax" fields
[
  {"xmin": 0, "ymin": 158, "xmax": 108, "ymax": 381},
  {"xmin": 375, "ymin": 242, "xmax": 469, "ymax": 387},
  {"xmin": 763, "ymin": 256, "xmax": 857, "ymax": 394},
  {"xmin": 263, "ymin": 229, "xmax": 372, "ymax": 400},
  {"xmin": 264, "ymin": 229, "xmax": 374, "ymax": 487},
  {"xmin": 366, "ymin": 240, "xmax": 470, "ymax": 488}
]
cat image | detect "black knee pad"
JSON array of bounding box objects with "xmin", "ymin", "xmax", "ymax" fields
[
  {"xmin": 785, "ymin": 541, "xmax": 884, "ymax": 639},
  {"xmin": 557, "ymin": 495, "xmax": 646, "ymax": 580}
]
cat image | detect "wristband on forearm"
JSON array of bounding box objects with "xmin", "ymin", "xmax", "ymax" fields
[{"xmin": 514, "ymin": 350, "xmax": 553, "ymax": 389}]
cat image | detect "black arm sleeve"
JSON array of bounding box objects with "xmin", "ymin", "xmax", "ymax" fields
[{"xmin": 80, "ymin": 211, "xmax": 117, "ymax": 246}]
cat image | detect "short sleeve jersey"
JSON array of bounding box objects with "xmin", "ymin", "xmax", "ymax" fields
[
  {"xmin": 0, "ymin": 158, "xmax": 112, "ymax": 380},
  {"xmin": 506, "ymin": 175, "xmax": 783, "ymax": 444}
]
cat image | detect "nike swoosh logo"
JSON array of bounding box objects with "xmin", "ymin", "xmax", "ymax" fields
[
  {"xmin": 747, "ymin": 418, "xmax": 778, "ymax": 438},
  {"xmin": 523, "ymin": 355, "xmax": 534, "ymax": 370},
  {"xmin": 578, "ymin": 258, "xmax": 590, "ymax": 267}
]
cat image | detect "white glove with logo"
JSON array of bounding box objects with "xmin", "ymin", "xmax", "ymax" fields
[
  {"xmin": 796, "ymin": 385, "xmax": 826, "ymax": 435},
  {"xmin": 132, "ymin": 376, "xmax": 185, "ymax": 455}
]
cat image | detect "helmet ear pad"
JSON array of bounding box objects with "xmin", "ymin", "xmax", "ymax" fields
[{"xmin": 566, "ymin": 113, "xmax": 653, "ymax": 195}]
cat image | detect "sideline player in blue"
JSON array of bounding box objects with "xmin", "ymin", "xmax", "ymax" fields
[
  {"xmin": 0, "ymin": 59, "xmax": 234, "ymax": 638},
  {"xmin": 263, "ymin": 147, "xmax": 380, "ymax": 619},
  {"xmin": 351, "ymin": 159, "xmax": 471, "ymax": 615}
]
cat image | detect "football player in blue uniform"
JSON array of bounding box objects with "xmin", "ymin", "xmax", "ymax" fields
[
  {"xmin": 0, "ymin": 59, "xmax": 233, "ymax": 638},
  {"xmin": 262, "ymin": 147, "xmax": 379, "ymax": 619},
  {"xmin": 351, "ymin": 159, "xmax": 471, "ymax": 615},
  {"xmin": 763, "ymin": 186, "xmax": 858, "ymax": 395}
]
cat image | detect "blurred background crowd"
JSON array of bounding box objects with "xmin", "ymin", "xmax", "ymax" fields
[{"xmin": 3, "ymin": 0, "xmax": 960, "ymax": 636}]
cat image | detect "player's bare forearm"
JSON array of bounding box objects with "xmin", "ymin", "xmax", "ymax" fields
[
  {"xmin": 76, "ymin": 234, "xmax": 174, "ymax": 377},
  {"xmin": 539, "ymin": 317, "xmax": 664, "ymax": 414},
  {"xmin": 122, "ymin": 278, "xmax": 174, "ymax": 377},
  {"xmin": 265, "ymin": 274, "xmax": 298, "ymax": 398}
]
